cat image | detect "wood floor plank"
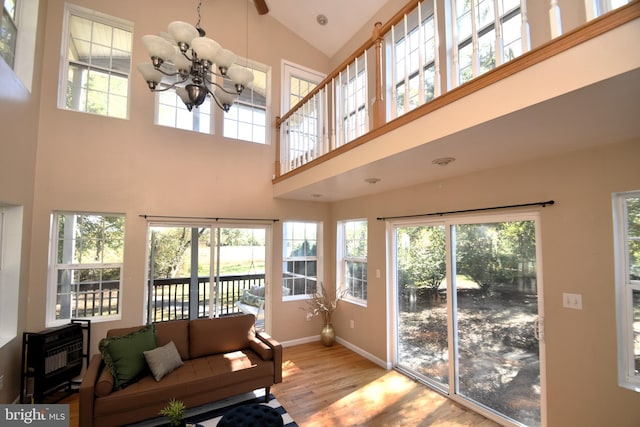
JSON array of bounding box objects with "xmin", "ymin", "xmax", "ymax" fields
[{"xmin": 63, "ymin": 341, "xmax": 497, "ymax": 426}]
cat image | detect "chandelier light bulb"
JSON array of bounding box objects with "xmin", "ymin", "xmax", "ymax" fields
[{"xmin": 137, "ymin": 2, "xmax": 254, "ymax": 114}]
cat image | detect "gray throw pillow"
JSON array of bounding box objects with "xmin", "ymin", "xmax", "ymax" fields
[{"xmin": 143, "ymin": 340, "xmax": 184, "ymax": 382}]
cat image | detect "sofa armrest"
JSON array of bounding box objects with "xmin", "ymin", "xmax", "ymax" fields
[
  {"xmin": 79, "ymin": 354, "xmax": 103, "ymax": 427},
  {"xmin": 256, "ymin": 332, "xmax": 282, "ymax": 384}
]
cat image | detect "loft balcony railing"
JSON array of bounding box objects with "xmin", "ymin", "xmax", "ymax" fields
[
  {"xmin": 149, "ymin": 274, "xmax": 266, "ymax": 323},
  {"xmin": 274, "ymin": 0, "xmax": 640, "ymax": 180}
]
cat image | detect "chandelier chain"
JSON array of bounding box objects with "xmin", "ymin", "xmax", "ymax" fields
[{"xmin": 196, "ymin": 0, "xmax": 202, "ymax": 31}]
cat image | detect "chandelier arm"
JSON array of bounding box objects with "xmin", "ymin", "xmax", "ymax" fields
[
  {"xmin": 205, "ymin": 86, "xmax": 230, "ymax": 112},
  {"xmin": 155, "ymin": 67, "xmax": 190, "ymax": 81},
  {"xmin": 204, "ymin": 77, "xmax": 239, "ymax": 95},
  {"xmin": 150, "ymin": 75, "xmax": 189, "ymax": 92}
]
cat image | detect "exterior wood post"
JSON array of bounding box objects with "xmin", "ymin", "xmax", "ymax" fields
[{"xmin": 372, "ymin": 22, "xmax": 385, "ymax": 129}]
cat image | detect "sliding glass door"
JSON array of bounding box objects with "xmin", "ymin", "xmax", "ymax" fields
[
  {"xmin": 393, "ymin": 215, "xmax": 544, "ymax": 426},
  {"xmin": 147, "ymin": 223, "xmax": 269, "ymax": 328}
]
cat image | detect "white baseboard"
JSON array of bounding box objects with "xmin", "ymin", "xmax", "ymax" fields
[
  {"xmin": 280, "ymin": 335, "xmax": 392, "ymax": 370},
  {"xmin": 335, "ymin": 337, "xmax": 392, "ymax": 369},
  {"xmin": 280, "ymin": 335, "xmax": 320, "ymax": 347}
]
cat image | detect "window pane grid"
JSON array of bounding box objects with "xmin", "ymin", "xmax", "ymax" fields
[
  {"xmin": 52, "ymin": 213, "xmax": 124, "ymax": 322},
  {"xmin": 614, "ymin": 191, "xmax": 640, "ymax": 390},
  {"xmin": 454, "ymin": 0, "xmax": 526, "ymax": 85},
  {"xmin": 62, "ymin": 7, "xmax": 132, "ymax": 118},
  {"xmin": 283, "ymin": 222, "xmax": 320, "ymax": 297}
]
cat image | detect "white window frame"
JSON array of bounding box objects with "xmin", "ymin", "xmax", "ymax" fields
[
  {"xmin": 1, "ymin": 0, "xmax": 18, "ymax": 68},
  {"xmin": 57, "ymin": 3, "xmax": 133, "ymax": 119},
  {"xmin": 154, "ymin": 85, "xmax": 213, "ymax": 135},
  {"xmin": 586, "ymin": 0, "xmax": 631, "ymax": 20},
  {"xmin": 281, "ymin": 60, "xmax": 325, "ymax": 114},
  {"xmin": 0, "ymin": 205, "xmax": 22, "ymax": 348},
  {"xmin": 1, "ymin": 0, "xmax": 39, "ymax": 91},
  {"xmin": 449, "ymin": 0, "xmax": 530, "ymax": 87},
  {"xmin": 386, "ymin": 0, "xmax": 439, "ymax": 119},
  {"xmin": 282, "ymin": 221, "xmax": 323, "ymax": 301},
  {"xmin": 613, "ymin": 190, "xmax": 640, "ymax": 392},
  {"xmin": 335, "ymin": 53, "xmax": 368, "ymax": 146},
  {"xmin": 281, "ymin": 61, "xmax": 325, "ymax": 170},
  {"xmin": 337, "ymin": 219, "xmax": 368, "ymax": 306},
  {"xmin": 222, "ymin": 57, "xmax": 271, "ymax": 144},
  {"xmin": 47, "ymin": 212, "xmax": 125, "ymax": 327}
]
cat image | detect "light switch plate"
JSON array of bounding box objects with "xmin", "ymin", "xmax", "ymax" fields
[{"xmin": 563, "ymin": 292, "xmax": 583, "ymax": 310}]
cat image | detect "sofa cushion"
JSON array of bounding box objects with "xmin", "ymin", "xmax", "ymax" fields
[
  {"xmin": 240, "ymin": 290, "xmax": 263, "ymax": 307},
  {"xmin": 189, "ymin": 315, "xmax": 255, "ymax": 358},
  {"xmin": 95, "ymin": 367, "xmax": 115, "ymax": 397},
  {"xmin": 144, "ymin": 341, "xmax": 184, "ymax": 381},
  {"xmin": 99, "ymin": 324, "xmax": 157, "ymax": 389},
  {"xmin": 155, "ymin": 320, "xmax": 190, "ymax": 360},
  {"xmin": 248, "ymin": 338, "xmax": 273, "ymax": 360}
]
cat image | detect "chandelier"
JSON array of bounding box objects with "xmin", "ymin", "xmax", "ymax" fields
[{"xmin": 137, "ymin": 1, "xmax": 254, "ymax": 112}]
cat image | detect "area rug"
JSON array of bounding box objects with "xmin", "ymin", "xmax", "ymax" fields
[{"xmin": 185, "ymin": 394, "xmax": 297, "ymax": 427}]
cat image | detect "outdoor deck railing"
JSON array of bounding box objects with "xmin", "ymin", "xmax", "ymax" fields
[
  {"xmin": 149, "ymin": 274, "xmax": 266, "ymax": 323},
  {"xmin": 67, "ymin": 274, "xmax": 266, "ymax": 322}
]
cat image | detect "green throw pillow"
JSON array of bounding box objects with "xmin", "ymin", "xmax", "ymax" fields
[{"xmin": 99, "ymin": 324, "xmax": 157, "ymax": 389}]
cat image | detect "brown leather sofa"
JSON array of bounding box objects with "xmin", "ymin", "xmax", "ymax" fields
[{"xmin": 79, "ymin": 314, "xmax": 282, "ymax": 427}]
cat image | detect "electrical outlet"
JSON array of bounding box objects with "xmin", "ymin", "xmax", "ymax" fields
[
  {"xmin": 563, "ymin": 292, "xmax": 583, "ymax": 310},
  {"xmin": 350, "ymin": 320, "xmax": 355, "ymax": 329}
]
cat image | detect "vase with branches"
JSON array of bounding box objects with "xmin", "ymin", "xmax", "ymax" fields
[{"xmin": 302, "ymin": 283, "xmax": 346, "ymax": 346}]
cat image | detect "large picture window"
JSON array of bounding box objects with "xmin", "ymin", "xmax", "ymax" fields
[
  {"xmin": 387, "ymin": 1, "xmax": 438, "ymax": 119},
  {"xmin": 613, "ymin": 190, "xmax": 640, "ymax": 392},
  {"xmin": 0, "ymin": 0, "xmax": 18, "ymax": 68},
  {"xmin": 48, "ymin": 213, "xmax": 125, "ymax": 325},
  {"xmin": 223, "ymin": 60, "xmax": 269, "ymax": 144},
  {"xmin": 452, "ymin": 0, "xmax": 528, "ymax": 85},
  {"xmin": 58, "ymin": 4, "xmax": 132, "ymax": 118},
  {"xmin": 282, "ymin": 221, "xmax": 321, "ymax": 298},
  {"xmin": 337, "ymin": 219, "xmax": 368, "ymax": 303}
]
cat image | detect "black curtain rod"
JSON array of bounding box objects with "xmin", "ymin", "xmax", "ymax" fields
[
  {"xmin": 376, "ymin": 200, "xmax": 555, "ymax": 221},
  {"xmin": 139, "ymin": 214, "xmax": 279, "ymax": 222}
]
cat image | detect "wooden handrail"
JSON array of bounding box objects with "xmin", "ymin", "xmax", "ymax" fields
[
  {"xmin": 276, "ymin": 0, "xmax": 425, "ymax": 126},
  {"xmin": 274, "ymin": 0, "xmax": 640, "ymax": 183}
]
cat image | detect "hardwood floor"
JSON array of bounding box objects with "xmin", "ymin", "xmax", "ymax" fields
[{"xmin": 64, "ymin": 342, "xmax": 498, "ymax": 426}]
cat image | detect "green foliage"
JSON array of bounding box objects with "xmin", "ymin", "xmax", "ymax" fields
[
  {"xmin": 398, "ymin": 221, "xmax": 536, "ymax": 293},
  {"xmin": 159, "ymin": 399, "xmax": 185, "ymax": 427},
  {"xmin": 398, "ymin": 226, "xmax": 446, "ymax": 292}
]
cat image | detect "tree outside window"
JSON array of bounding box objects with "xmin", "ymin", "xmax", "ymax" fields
[
  {"xmin": 613, "ymin": 191, "xmax": 640, "ymax": 391},
  {"xmin": 338, "ymin": 220, "xmax": 368, "ymax": 302},
  {"xmin": 49, "ymin": 213, "xmax": 125, "ymax": 325}
]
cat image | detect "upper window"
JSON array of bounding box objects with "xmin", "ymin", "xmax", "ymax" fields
[
  {"xmin": 337, "ymin": 219, "xmax": 368, "ymax": 304},
  {"xmin": 613, "ymin": 191, "xmax": 640, "ymax": 392},
  {"xmin": 387, "ymin": 1, "xmax": 438, "ymax": 118},
  {"xmin": 48, "ymin": 212, "xmax": 125, "ymax": 326},
  {"xmin": 223, "ymin": 60, "xmax": 270, "ymax": 144},
  {"xmin": 156, "ymin": 87, "xmax": 212, "ymax": 134},
  {"xmin": 335, "ymin": 53, "xmax": 368, "ymax": 146},
  {"xmin": 58, "ymin": 4, "xmax": 132, "ymax": 119},
  {"xmin": 0, "ymin": 0, "xmax": 17, "ymax": 68},
  {"xmin": 282, "ymin": 61, "xmax": 324, "ymax": 169},
  {"xmin": 282, "ymin": 221, "xmax": 322, "ymax": 299},
  {"xmin": 452, "ymin": 0, "xmax": 529, "ymax": 86},
  {"xmin": 588, "ymin": 0, "xmax": 631, "ymax": 19}
]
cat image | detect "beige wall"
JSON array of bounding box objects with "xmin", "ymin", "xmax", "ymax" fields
[
  {"xmin": 331, "ymin": 139, "xmax": 640, "ymax": 426},
  {"xmin": 2, "ymin": 0, "xmax": 639, "ymax": 425},
  {"xmin": 0, "ymin": 0, "xmax": 46, "ymax": 404}
]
